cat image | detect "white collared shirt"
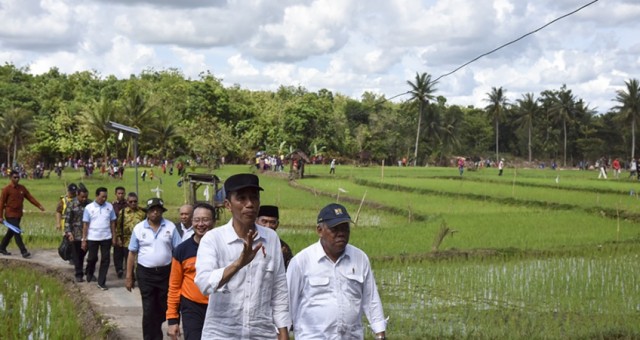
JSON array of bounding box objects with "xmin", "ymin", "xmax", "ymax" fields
[
  {"xmin": 180, "ymin": 222, "xmax": 194, "ymax": 243},
  {"xmin": 128, "ymin": 218, "xmax": 180, "ymax": 267},
  {"xmin": 82, "ymin": 201, "xmax": 116, "ymax": 241},
  {"xmin": 287, "ymin": 241, "xmax": 387, "ymax": 340},
  {"xmin": 195, "ymin": 219, "xmax": 290, "ymax": 339}
]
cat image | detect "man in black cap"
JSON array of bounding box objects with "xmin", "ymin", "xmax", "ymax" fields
[
  {"xmin": 287, "ymin": 203, "xmax": 387, "ymax": 340},
  {"xmin": 256, "ymin": 205, "xmax": 293, "ymax": 270},
  {"xmin": 195, "ymin": 173, "xmax": 290, "ymax": 339},
  {"xmin": 56, "ymin": 183, "xmax": 78, "ymax": 231},
  {"xmin": 125, "ymin": 197, "xmax": 181, "ymax": 340}
]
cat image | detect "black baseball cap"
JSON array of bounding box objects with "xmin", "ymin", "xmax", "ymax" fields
[
  {"xmin": 317, "ymin": 203, "xmax": 353, "ymax": 228},
  {"xmin": 224, "ymin": 174, "xmax": 264, "ymax": 196},
  {"xmin": 67, "ymin": 183, "xmax": 78, "ymax": 192}
]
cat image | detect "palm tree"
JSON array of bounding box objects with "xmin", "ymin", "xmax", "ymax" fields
[
  {"xmin": 407, "ymin": 72, "xmax": 438, "ymax": 166},
  {"xmin": 0, "ymin": 107, "xmax": 36, "ymax": 166},
  {"xmin": 514, "ymin": 93, "xmax": 540, "ymax": 162},
  {"xmin": 79, "ymin": 98, "xmax": 117, "ymax": 160},
  {"xmin": 484, "ymin": 87, "xmax": 508, "ymax": 161},
  {"xmin": 550, "ymin": 86, "xmax": 576, "ymax": 167},
  {"xmin": 613, "ymin": 78, "xmax": 640, "ymax": 159},
  {"xmin": 149, "ymin": 109, "xmax": 181, "ymax": 159}
]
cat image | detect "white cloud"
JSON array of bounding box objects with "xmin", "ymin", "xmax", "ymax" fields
[{"xmin": 0, "ymin": 0, "xmax": 639, "ymax": 113}]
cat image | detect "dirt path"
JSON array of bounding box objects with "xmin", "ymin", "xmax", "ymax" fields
[{"xmin": 4, "ymin": 248, "xmax": 155, "ymax": 339}]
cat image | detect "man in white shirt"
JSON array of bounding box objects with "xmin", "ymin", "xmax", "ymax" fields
[
  {"xmin": 195, "ymin": 173, "xmax": 290, "ymax": 339},
  {"xmin": 125, "ymin": 197, "xmax": 181, "ymax": 340},
  {"xmin": 287, "ymin": 203, "xmax": 387, "ymax": 340},
  {"xmin": 178, "ymin": 204, "xmax": 194, "ymax": 242},
  {"xmin": 81, "ymin": 186, "xmax": 117, "ymax": 290}
]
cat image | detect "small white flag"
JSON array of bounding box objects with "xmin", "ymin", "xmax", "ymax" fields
[
  {"xmin": 204, "ymin": 185, "xmax": 210, "ymax": 201},
  {"xmin": 338, "ymin": 188, "xmax": 348, "ymax": 193}
]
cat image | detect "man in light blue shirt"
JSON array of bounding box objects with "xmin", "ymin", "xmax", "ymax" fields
[{"xmin": 125, "ymin": 197, "xmax": 181, "ymax": 340}]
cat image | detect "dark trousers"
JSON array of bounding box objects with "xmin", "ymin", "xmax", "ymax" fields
[
  {"xmin": 71, "ymin": 240, "xmax": 86, "ymax": 279},
  {"xmin": 85, "ymin": 239, "xmax": 112, "ymax": 285},
  {"xmin": 113, "ymin": 245, "xmax": 129, "ymax": 274},
  {"xmin": 180, "ymin": 296, "xmax": 207, "ymax": 340},
  {"xmin": 0, "ymin": 217, "xmax": 27, "ymax": 254},
  {"xmin": 137, "ymin": 264, "xmax": 171, "ymax": 340}
]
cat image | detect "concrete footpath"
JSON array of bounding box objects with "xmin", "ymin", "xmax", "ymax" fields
[{"xmin": 5, "ymin": 248, "xmax": 165, "ymax": 339}]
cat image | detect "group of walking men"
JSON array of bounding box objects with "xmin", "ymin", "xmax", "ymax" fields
[{"xmin": 3, "ymin": 172, "xmax": 387, "ymax": 339}]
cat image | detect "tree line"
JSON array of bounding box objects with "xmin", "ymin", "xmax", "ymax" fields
[{"xmin": 1, "ymin": 63, "xmax": 639, "ymax": 169}]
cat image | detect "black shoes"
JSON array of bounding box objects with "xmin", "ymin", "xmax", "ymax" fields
[
  {"xmin": 86, "ymin": 275, "xmax": 97, "ymax": 283},
  {"xmin": 21, "ymin": 252, "xmax": 31, "ymax": 259},
  {"xmin": 97, "ymin": 283, "xmax": 108, "ymax": 291},
  {"xmin": 75, "ymin": 277, "xmax": 85, "ymax": 283},
  {"xmin": 0, "ymin": 249, "xmax": 11, "ymax": 256},
  {"xmin": 117, "ymin": 270, "xmax": 124, "ymax": 279}
]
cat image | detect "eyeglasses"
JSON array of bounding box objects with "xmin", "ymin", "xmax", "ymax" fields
[
  {"xmin": 192, "ymin": 218, "xmax": 213, "ymax": 224},
  {"xmin": 128, "ymin": 200, "xmax": 138, "ymax": 203},
  {"xmin": 11, "ymin": 176, "xmax": 19, "ymax": 179}
]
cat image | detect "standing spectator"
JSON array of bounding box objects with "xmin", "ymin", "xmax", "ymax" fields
[
  {"xmin": 82, "ymin": 187, "xmax": 117, "ymax": 289},
  {"xmin": 56, "ymin": 183, "xmax": 78, "ymax": 231},
  {"xmin": 329, "ymin": 159, "xmax": 336, "ymax": 175},
  {"xmin": 0, "ymin": 170, "xmax": 46, "ymax": 258},
  {"xmin": 598, "ymin": 157, "xmax": 608, "ymax": 179},
  {"xmin": 195, "ymin": 174, "xmax": 290, "ymax": 339},
  {"xmin": 114, "ymin": 192, "xmax": 146, "ymax": 279},
  {"xmin": 176, "ymin": 204, "xmax": 194, "ymax": 242},
  {"xmin": 457, "ymin": 157, "xmax": 465, "ymax": 176},
  {"xmin": 64, "ymin": 186, "xmax": 91, "ymax": 282},
  {"xmin": 629, "ymin": 158, "xmax": 637, "ymax": 179},
  {"xmin": 125, "ymin": 198, "xmax": 180, "ymax": 340},
  {"xmin": 612, "ymin": 158, "xmax": 621, "ymax": 179},
  {"xmin": 256, "ymin": 205, "xmax": 293, "ymax": 270},
  {"xmin": 112, "ymin": 186, "xmax": 127, "ymax": 277},
  {"xmin": 498, "ymin": 158, "xmax": 505, "ymax": 176},
  {"xmin": 166, "ymin": 203, "xmax": 216, "ymax": 340},
  {"xmin": 287, "ymin": 203, "xmax": 387, "ymax": 339}
]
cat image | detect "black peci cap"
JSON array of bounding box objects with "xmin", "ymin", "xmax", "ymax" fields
[{"xmin": 258, "ymin": 205, "xmax": 279, "ymax": 219}]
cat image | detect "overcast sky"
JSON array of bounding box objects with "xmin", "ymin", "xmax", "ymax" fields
[{"xmin": 1, "ymin": 0, "xmax": 638, "ymax": 113}]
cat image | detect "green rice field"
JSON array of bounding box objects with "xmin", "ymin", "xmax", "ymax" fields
[{"xmin": 4, "ymin": 164, "xmax": 640, "ymax": 338}]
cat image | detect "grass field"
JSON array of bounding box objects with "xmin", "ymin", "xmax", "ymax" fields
[{"xmin": 4, "ymin": 164, "xmax": 640, "ymax": 339}]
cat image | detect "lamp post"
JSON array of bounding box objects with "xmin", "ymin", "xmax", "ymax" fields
[{"xmin": 106, "ymin": 121, "xmax": 141, "ymax": 195}]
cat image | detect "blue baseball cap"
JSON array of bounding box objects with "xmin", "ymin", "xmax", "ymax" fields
[{"xmin": 317, "ymin": 203, "xmax": 353, "ymax": 228}]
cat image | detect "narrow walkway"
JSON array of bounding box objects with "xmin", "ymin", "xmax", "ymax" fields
[{"xmin": 5, "ymin": 249, "xmax": 151, "ymax": 339}]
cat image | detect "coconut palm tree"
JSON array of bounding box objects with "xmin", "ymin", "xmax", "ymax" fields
[
  {"xmin": 0, "ymin": 107, "xmax": 36, "ymax": 166},
  {"xmin": 550, "ymin": 86, "xmax": 576, "ymax": 167},
  {"xmin": 514, "ymin": 93, "xmax": 540, "ymax": 162},
  {"xmin": 79, "ymin": 97, "xmax": 117, "ymax": 160},
  {"xmin": 484, "ymin": 87, "xmax": 508, "ymax": 161},
  {"xmin": 407, "ymin": 72, "xmax": 438, "ymax": 166},
  {"xmin": 613, "ymin": 78, "xmax": 640, "ymax": 159}
]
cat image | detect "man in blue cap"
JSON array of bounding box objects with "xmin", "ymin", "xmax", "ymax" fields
[
  {"xmin": 195, "ymin": 173, "xmax": 290, "ymax": 339},
  {"xmin": 287, "ymin": 203, "xmax": 387, "ymax": 340}
]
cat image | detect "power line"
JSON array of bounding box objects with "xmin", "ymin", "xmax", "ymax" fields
[{"xmin": 432, "ymin": 0, "xmax": 599, "ymax": 83}]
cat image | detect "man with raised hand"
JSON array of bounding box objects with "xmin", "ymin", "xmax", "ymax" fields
[
  {"xmin": 195, "ymin": 173, "xmax": 290, "ymax": 339},
  {"xmin": 287, "ymin": 203, "xmax": 387, "ymax": 340}
]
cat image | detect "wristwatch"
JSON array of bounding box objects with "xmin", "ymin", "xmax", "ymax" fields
[{"xmin": 375, "ymin": 335, "xmax": 386, "ymax": 340}]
